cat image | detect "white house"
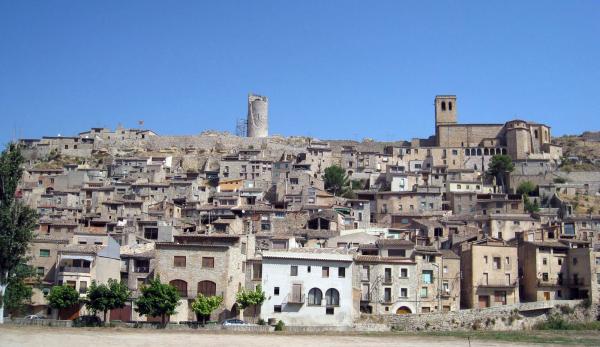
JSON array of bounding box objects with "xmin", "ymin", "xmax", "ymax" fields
[{"xmin": 261, "ymin": 248, "xmax": 355, "ymax": 326}]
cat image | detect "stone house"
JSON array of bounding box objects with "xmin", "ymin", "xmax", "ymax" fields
[
  {"xmin": 460, "ymin": 238, "xmax": 519, "ymax": 309},
  {"xmin": 153, "ymin": 234, "xmax": 254, "ymax": 322}
]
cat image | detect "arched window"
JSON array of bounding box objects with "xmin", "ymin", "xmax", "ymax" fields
[
  {"xmin": 465, "ymin": 149, "xmax": 470, "ymax": 156},
  {"xmin": 441, "ymin": 101, "xmax": 446, "ymax": 111},
  {"xmin": 534, "ymin": 130, "xmax": 539, "ymax": 139},
  {"xmin": 448, "ymin": 102, "xmax": 453, "ymax": 111},
  {"xmin": 198, "ymin": 280, "xmax": 217, "ymax": 297},
  {"xmin": 170, "ymin": 279, "xmax": 187, "ymax": 297},
  {"xmin": 325, "ymin": 288, "xmax": 340, "ymax": 306},
  {"xmin": 476, "ymin": 148, "xmax": 482, "ymax": 156},
  {"xmin": 308, "ymin": 288, "xmax": 322, "ymax": 306},
  {"xmin": 484, "ymin": 148, "xmax": 489, "ymax": 156}
]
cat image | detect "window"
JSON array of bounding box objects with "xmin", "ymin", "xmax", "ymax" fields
[
  {"xmin": 388, "ymin": 249, "xmax": 406, "ymax": 257},
  {"xmin": 325, "ymin": 307, "xmax": 334, "ymax": 315},
  {"xmin": 384, "ymin": 267, "xmax": 392, "ymax": 283},
  {"xmin": 443, "ymin": 281, "xmax": 449, "ymax": 293},
  {"xmin": 274, "ymin": 287, "xmax": 280, "ymax": 296},
  {"xmin": 39, "ymin": 249, "xmax": 50, "ymax": 257},
  {"xmin": 307, "ymin": 265, "xmax": 311, "ymax": 273},
  {"xmin": 573, "ymin": 257, "xmax": 578, "ymax": 265},
  {"xmin": 558, "ymin": 258, "xmax": 563, "ymax": 266},
  {"xmin": 543, "ymin": 258, "xmax": 547, "ymax": 265},
  {"xmin": 422, "ymin": 270, "xmax": 433, "ymax": 284},
  {"xmin": 443, "ymin": 266, "xmax": 448, "ymax": 274},
  {"xmin": 291, "ymin": 265, "xmax": 298, "ymax": 276},
  {"xmin": 493, "ymin": 257, "xmax": 501, "ymax": 270},
  {"xmin": 484, "ymin": 256, "xmax": 488, "ymax": 264},
  {"xmin": 198, "ymin": 281, "xmax": 217, "ymax": 296},
  {"xmin": 36, "ymin": 267, "xmax": 45, "ymax": 276},
  {"xmin": 274, "ymin": 305, "xmax": 282, "ymax": 313},
  {"xmin": 308, "ymin": 288, "xmax": 322, "ymax": 306},
  {"xmin": 338, "ymin": 267, "xmax": 345, "ymax": 278},
  {"xmin": 420, "ymin": 287, "xmax": 428, "ymax": 298},
  {"xmin": 325, "ymin": 288, "xmax": 340, "ymax": 306},
  {"xmin": 202, "ymin": 257, "xmax": 215, "ymax": 268},
  {"xmin": 400, "ymin": 268, "xmax": 408, "ymax": 278},
  {"xmin": 400, "ymin": 288, "xmax": 408, "ymax": 298},
  {"xmin": 494, "ymin": 291, "xmax": 507, "ymax": 305},
  {"xmin": 542, "ymin": 273, "xmax": 549, "ymax": 281},
  {"xmin": 423, "ymin": 255, "xmax": 435, "ymax": 263},
  {"xmin": 169, "ymin": 279, "xmax": 188, "ymax": 297},
  {"xmin": 174, "ymin": 256, "xmax": 186, "ymax": 267},
  {"xmin": 253, "ymin": 263, "xmax": 263, "ymax": 280},
  {"xmin": 322, "ymin": 266, "xmax": 330, "ymax": 278},
  {"xmin": 144, "ymin": 228, "xmax": 158, "ymax": 240},
  {"xmin": 384, "ymin": 287, "xmax": 392, "ymax": 302}
]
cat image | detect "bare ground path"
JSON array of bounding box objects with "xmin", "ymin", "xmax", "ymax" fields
[{"xmin": 0, "ymin": 325, "xmax": 590, "ymax": 347}]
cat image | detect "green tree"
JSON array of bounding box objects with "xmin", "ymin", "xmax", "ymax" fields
[
  {"xmin": 323, "ymin": 165, "xmax": 352, "ymax": 197},
  {"xmin": 487, "ymin": 155, "xmax": 514, "ymax": 191},
  {"xmin": 134, "ymin": 277, "xmax": 180, "ymax": 325},
  {"xmin": 85, "ymin": 279, "xmax": 131, "ymax": 323},
  {"xmin": 47, "ymin": 285, "xmax": 80, "ymax": 311},
  {"xmin": 191, "ymin": 294, "xmax": 223, "ymax": 324},
  {"xmin": 524, "ymin": 196, "xmax": 540, "ymax": 213},
  {"xmin": 517, "ymin": 181, "xmax": 537, "ymax": 196},
  {"xmin": 0, "ymin": 144, "xmax": 38, "ymax": 324},
  {"xmin": 236, "ymin": 284, "xmax": 265, "ymax": 319},
  {"xmin": 3, "ymin": 263, "xmax": 35, "ymax": 317}
]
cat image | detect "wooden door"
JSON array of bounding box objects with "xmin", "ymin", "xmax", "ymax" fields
[{"xmin": 478, "ymin": 295, "xmax": 490, "ymax": 308}]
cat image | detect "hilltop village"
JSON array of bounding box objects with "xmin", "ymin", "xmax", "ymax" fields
[{"xmin": 14, "ymin": 95, "xmax": 600, "ymax": 326}]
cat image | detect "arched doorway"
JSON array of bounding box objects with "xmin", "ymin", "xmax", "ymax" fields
[{"xmin": 396, "ymin": 306, "xmax": 412, "ymax": 315}]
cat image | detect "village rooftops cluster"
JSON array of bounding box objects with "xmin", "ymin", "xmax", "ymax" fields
[{"xmin": 15, "ymin": 95, "xmax": 600, "ymax": 325}]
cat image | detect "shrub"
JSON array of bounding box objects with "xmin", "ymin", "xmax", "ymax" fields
[
  {"xmin": 274, "ymin": 320, "xmax": 285, "ymax": 331},
  {"xmin": 257, "ymin": 318, "xmax": 266, "ymax": 326}
]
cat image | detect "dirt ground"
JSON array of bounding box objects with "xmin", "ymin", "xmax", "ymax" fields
[{"xmin": 0, "ymin": 325, "xmax": 575, "ymax": 347}]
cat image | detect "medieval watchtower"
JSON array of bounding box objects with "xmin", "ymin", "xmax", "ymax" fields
[{"xmin": 247, "ymin": 94, "xmax": 269, "ymax": 138}]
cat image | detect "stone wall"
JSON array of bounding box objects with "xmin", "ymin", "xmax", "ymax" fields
[{"xmin": 360, "ymin": 300, "xmax": 596, "ymax": 332}]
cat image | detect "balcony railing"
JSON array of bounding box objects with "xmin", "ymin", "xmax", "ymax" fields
[
  {"xmin": 567, "ymin": 278, "xmax": 586, "ymax": 287},
  {"xmin": 537, "ymin": 279, "xmax": 562, "ymax": 287},
  {"xmin": 380, "ymin": 296, "xmax": 393, "ymax": 304},
  {"xmin": 59, "ymin": 266, "xmax": 91, "ymax": 273},
  {"xmin": 134, "ymin": 267, "xmax": 150, "ymax": 273},
  {"xmin": 477, "ymin": 279, "xmax": 517, "ymax": 288},
  {"xmin": 286, "ymin": 293, "xmax": 305, "ymax": 304}
]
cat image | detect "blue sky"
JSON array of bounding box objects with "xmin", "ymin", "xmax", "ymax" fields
[{"xmin": 1, "ymin": 1, "xmax": 599, "ymax": 145}]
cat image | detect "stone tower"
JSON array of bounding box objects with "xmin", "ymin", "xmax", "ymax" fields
[
  {"xmin": 247, "ymin": 94, "xmax": 269, "ymax": 138},
  {"xmin": 434, "ymin": 95, "xmax": 457, "ymax": 128}
]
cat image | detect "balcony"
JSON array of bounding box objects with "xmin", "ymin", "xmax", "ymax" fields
[
  {"xmin": 134, "ymin": 267, "xmax": 150, "ymax": 273},
  {"xmin": 537, "ymin": 279, "xmax": 562, "ymax": 287},
  {"xmin": 477, "ymin": 279, "xmax": 517, "ymax": 288},
  {"xmin": 59, "ymin": 266, "xmax": 91, "ymax": 274},
  {"xmin": 286, "ymin": 293, "xmax": 305, "ymax": 304},
  {"xmin": 567, "ymin": 278, "xmax": 586, "ymax": 287},
  {"xmin": 379, "ymin": 296, "xmax": 393, "ymax": 304}
]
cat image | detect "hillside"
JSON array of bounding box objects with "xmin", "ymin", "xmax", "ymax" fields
[{"xmin": 553, "ymin": 131, "xmax": 600, "ymax": 171}]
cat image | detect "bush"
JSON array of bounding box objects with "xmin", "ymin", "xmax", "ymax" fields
[
  {"xmin": 257, "ymin": 318, "xmax": 266, "ymax": 325},
  {"xmin": 274, "ymin": 320, "xmax": 285, "ymax": 331},
  {"xmin": 578, "ymin": 298, "xmax": 592, "ymax": 309}
]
